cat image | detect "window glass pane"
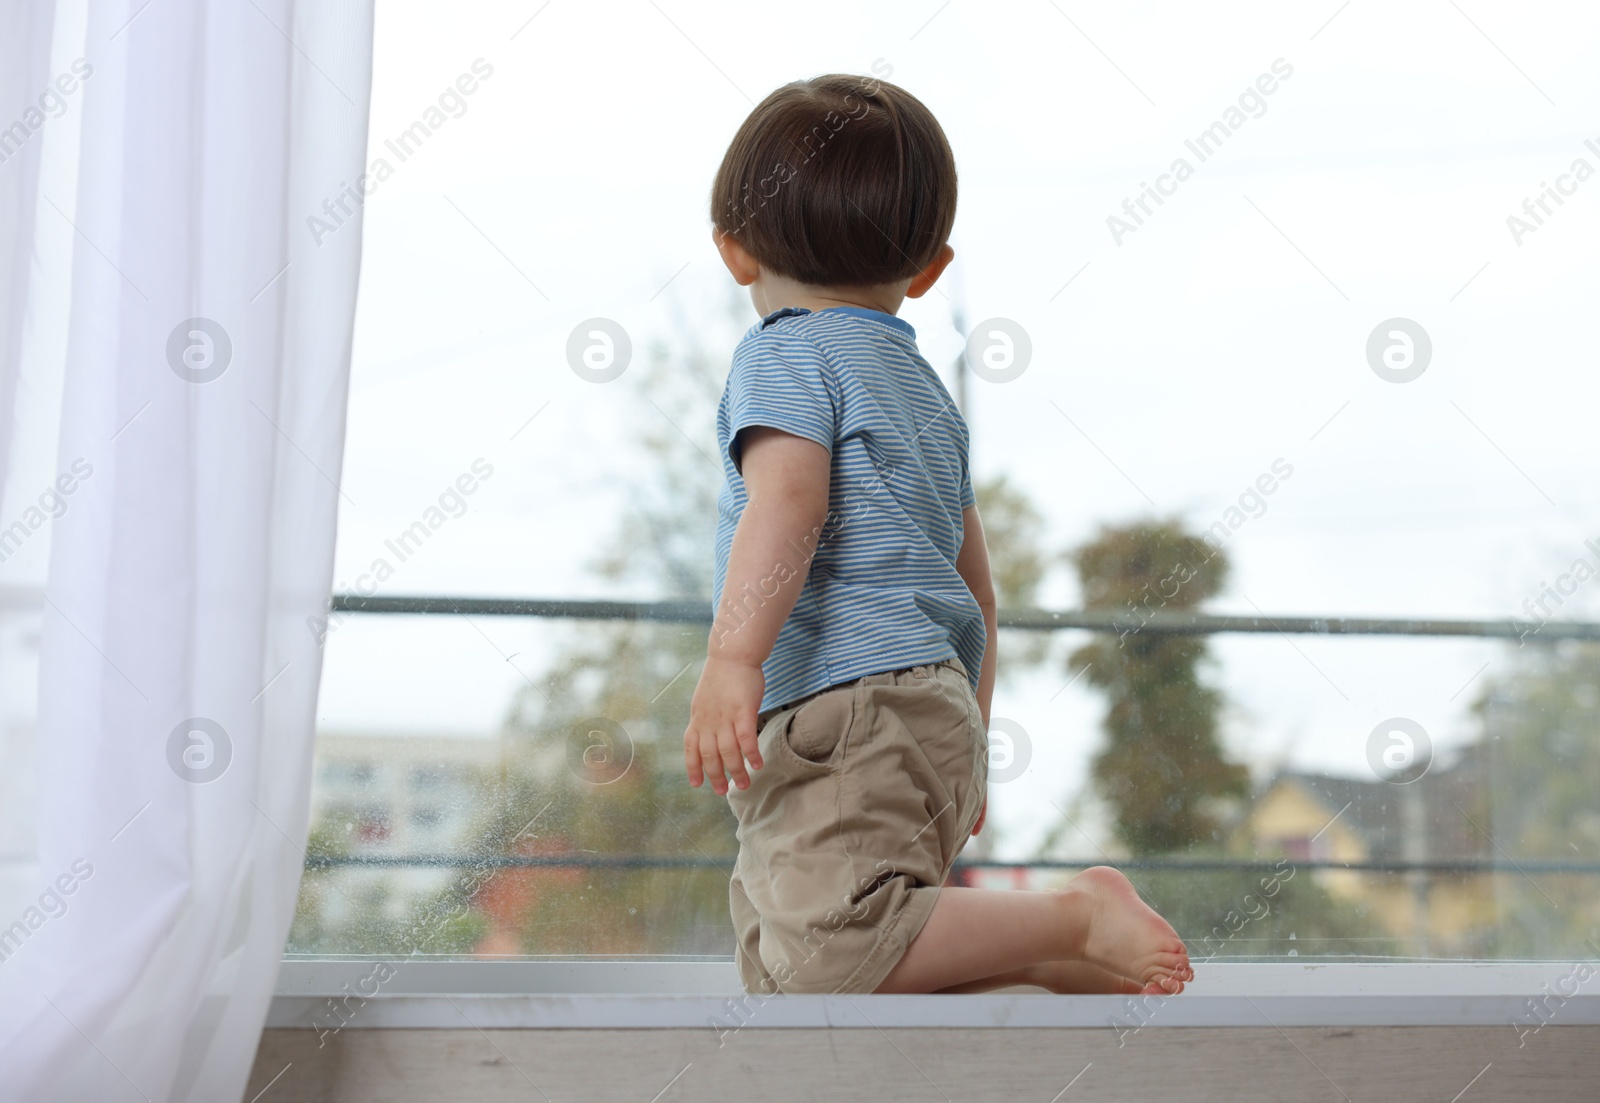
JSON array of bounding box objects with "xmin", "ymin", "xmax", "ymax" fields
[
  {"xmin": 292, "ymin": 621, "xmax": 1600, "ymax": 961},
  {"xmin": 290, "ymin": 1, "xmax": 1600, "ymax": 965}
]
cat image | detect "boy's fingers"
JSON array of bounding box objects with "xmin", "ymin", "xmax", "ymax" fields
[
  {"xmin": 718, "ymin": 728, "xmax": 750, "ymax": 791},
  {"xmin": 683, "ymin": 729, "xmax": 705, "ymax": 787},
  {"xmin": 698, "ymin": 729, "xmax": 728, "ymax": 794},
  {"xmin": 735, "ymin": 714, "xmax": 763, "ymax": 771}
]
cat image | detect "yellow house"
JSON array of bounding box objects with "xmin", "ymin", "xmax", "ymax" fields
[{"xmin": 1237, "ymin": 753, "xmax": 1498, "ymax": 957}]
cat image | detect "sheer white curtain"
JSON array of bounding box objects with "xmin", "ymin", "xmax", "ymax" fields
[{"xmin": 0, "ymin": 2, "xmax": 374, "ymax": 1099}]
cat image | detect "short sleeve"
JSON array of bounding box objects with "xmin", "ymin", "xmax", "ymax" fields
[
  {"xmin": 959, "ymin": 454, "xmax": 976, "ymax": 509},
  {"xmin": 724, "ymin": 329, "xmax": 837, "ymax": 471}
]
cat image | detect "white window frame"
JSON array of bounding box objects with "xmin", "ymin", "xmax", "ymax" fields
[{"xmin": 270, "ymin": 961, "xmax": 1600, "ymax": 1030}]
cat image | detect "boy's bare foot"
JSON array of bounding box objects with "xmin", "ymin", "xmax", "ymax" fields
[{"xmin": 1062, "ymin": 866, "xmax": 1193, "ymax": 995}]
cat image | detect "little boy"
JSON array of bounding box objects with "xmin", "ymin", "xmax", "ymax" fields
[{"xmin": 683, "ymin": 74, "xmax": 1192, "ymax": 998}]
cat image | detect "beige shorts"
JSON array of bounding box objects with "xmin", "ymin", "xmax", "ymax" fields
[{"xmin": 726, "ymin": 657, "xmax": 988, "ymax": 995}]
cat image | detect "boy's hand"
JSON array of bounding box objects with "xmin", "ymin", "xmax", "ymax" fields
[{"xmin": 684, "ymin": 656, "xmax": 765, "ymax": 795}]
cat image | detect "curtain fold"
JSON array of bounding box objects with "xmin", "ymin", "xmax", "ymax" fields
[
  {"xmin": 0, "ymin": 1, "xmax": 55, "ymax": 501},
  {"xmin": 0, "ymin": 2, "xmax": 375, "ymax": 1099}
]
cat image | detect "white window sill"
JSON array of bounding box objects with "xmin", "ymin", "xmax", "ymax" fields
[{"xmin": 269, "ymin": 961, "xmax": 1600, "ymax": 1030}]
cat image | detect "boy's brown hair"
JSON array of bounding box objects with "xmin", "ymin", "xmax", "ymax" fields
[{"xmin": 710, "ymin": 73, "xmax": 957, "ymax": 288}]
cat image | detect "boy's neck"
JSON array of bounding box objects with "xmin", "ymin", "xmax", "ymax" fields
[{"xmin": 749, "ymin": 274, "xmax": 908, "ymax": 319}]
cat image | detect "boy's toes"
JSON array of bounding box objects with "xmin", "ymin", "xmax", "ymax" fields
[
  {"xmin": 1143, "ymin": 977, "xmax": 1180, "ymax": 996},
  {"xmin": 1139, "ymin": 954, "xmax": 1191, "ymax": 995},
  {"xmin": 1149, "ymin": 952, "xmax": 1189, "ymax": 977}
]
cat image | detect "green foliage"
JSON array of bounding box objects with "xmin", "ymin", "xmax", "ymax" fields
[
  {"xmin": 974, "ymin": 473, "xmax": 1047, "ymax": 608},
  {"xmin": 1471, "ymin": 642, "xmax": 1600, "ymax": 956},
  {"xmin": 1134, "ymin": 865, "xmax": 1399, "ymax": 961},
  {"xmin": 488, "ymin": 620, "xmax": 743, "ymax": 955},
  {"xmin": 1067, "ymin": 520, "xmax": 1249, "ymax": 855},
  {"xmin": 975, "ymin": 473, "xmax": 1054, "ymax": 672},
  {"xmin": 304, "ymin": 820, "xmax": 350, "ymax": 862},
  {"xmin": 479, "ymin": 320, "xmax": 740, "ymax": 956}
]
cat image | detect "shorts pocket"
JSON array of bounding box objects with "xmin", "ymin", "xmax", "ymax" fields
[
  {"xmin": 933, "ymin": 666, "xmax": 983, "ymax": 738},
  {"xmin": 782, "ymin": 686, "xmax": 853, "ymax": 768}
]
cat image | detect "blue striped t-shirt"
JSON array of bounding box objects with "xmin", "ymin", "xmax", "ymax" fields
[{"xmin": 711, "ymin": 305, "xmax": 985, "ymax": 714}]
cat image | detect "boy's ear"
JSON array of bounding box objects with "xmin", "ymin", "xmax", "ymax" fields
[
  {"xmin": 904, "ymin": 244, "xmax": 955, "ymax": 300},
  {"xmin": 712, "ymin": 227, "xmax": 761, "ymax": 287}
]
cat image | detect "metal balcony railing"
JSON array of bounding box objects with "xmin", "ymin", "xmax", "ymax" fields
[
  {"xmin": 328, "ymin": 593, "xmax": 1600, "ymax": 641},
  {"xmin": 312, "ymin": 593, "xmax": 1600, "ymax": 880}
]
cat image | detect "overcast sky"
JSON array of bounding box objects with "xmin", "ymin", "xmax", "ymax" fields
[{"xmin": 317, "ymin": 0, "xmax": 1600, "ymax": 856}]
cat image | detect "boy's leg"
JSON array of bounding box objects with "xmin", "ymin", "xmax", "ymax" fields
[{"xmin": 874, "ymin": 868, "xmax": 1193, "ymax": 995}]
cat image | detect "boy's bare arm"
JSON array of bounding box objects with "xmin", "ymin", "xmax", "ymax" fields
[
  {"xmin": 955, "ymin": 504, "xmax": 997, "ymax": 835},
  {"xmin": 955, "ymin": 505, "xmax": 998, "ymax": 729},
  {"xmin": 684, "ymin": 427, "xmax": 831, "ymax": 795}
]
